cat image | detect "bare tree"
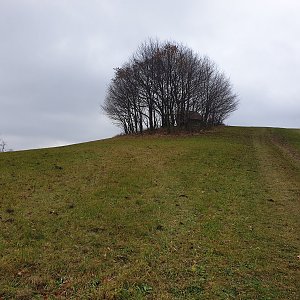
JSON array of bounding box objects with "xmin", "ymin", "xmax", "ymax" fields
[
  {"xmin": 102, "ymin": 39, "xmax": 238, "ymax": 133},
  {"xmin": 0, "ymin": 139, "xmax": 7, "ymax": 152},
  {"xmin": 0, "ymin": 138, "xmax": 13, "ymax": 152}
]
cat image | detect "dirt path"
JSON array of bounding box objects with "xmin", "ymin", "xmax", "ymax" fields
[
  {"xmin": 253, "ymin": 127, "xmax": 299, "ymax": 198},
  {"xmin": 253, "ymin": 127, "xmax": 300, "ymax": 225},
  {"xmin": 252, "ymin": 128, "xmax": 300, "ymax": 295},
  {"xmin": 253, "ymin": 127, "xmax": 300, "ymax": 292}
]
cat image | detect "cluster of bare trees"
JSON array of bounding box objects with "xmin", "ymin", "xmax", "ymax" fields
[{"xmin": 103, "ymin": 40, "xmax": 238, "ymax": 134}]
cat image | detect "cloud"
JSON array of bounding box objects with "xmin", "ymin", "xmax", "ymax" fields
[{"xmin": 0, "ymin": 0, "xmax": 299, "ymax": 150}]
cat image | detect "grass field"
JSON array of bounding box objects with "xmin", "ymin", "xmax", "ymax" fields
[{"xmin": 0, "ymin": 126, "xmax": 299, "ymax": 299}]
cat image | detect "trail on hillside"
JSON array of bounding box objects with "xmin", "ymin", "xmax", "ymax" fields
[
  {"xmin": 253, "ymin": 128, "xmax": 300, "ymax": 289},
  {"xmin": 253, "ymin": 128, "xmax": 300, "ymax": 201}
]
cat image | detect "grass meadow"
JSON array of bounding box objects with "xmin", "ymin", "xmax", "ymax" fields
[{"xmin": 0, "ymin": 126, "xmax": 299, "ymax": 299}]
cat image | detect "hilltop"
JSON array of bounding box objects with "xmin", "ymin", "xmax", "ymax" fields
[{"xmin": 0, "ymin": 126, "xmax": 299, "ymax": 299}]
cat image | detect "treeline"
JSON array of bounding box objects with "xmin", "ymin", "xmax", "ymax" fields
[{"xmin": 103, "ymin": 40, "xmax": 238, "ymax": 134}]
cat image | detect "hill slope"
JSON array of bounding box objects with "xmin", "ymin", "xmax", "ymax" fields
[{"xmin": 0, "ymin": 127, "xmax": 299, "ymax": 299}]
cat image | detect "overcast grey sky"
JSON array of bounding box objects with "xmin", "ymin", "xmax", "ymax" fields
[{"xmin": 0, "ymin": 0, "xmax": 299, "ymax": 150}]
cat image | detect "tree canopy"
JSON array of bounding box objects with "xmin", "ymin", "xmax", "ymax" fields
[{"xmin": 103, "ymin": 40, "xmax": 238, "ymax": 134}]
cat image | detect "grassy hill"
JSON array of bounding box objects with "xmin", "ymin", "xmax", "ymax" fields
[{"xmin": 0, "ymin": 126, "xmax": 299, "ymax": 299}]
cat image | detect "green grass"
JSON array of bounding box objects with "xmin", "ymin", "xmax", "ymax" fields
[
  {"xmin": 273, "ymin": 128, "xmax": 300, "ymax": 151},
  {"xmin": 0, "ymin": 126, "xmax": 299, "ymax": 299}
]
